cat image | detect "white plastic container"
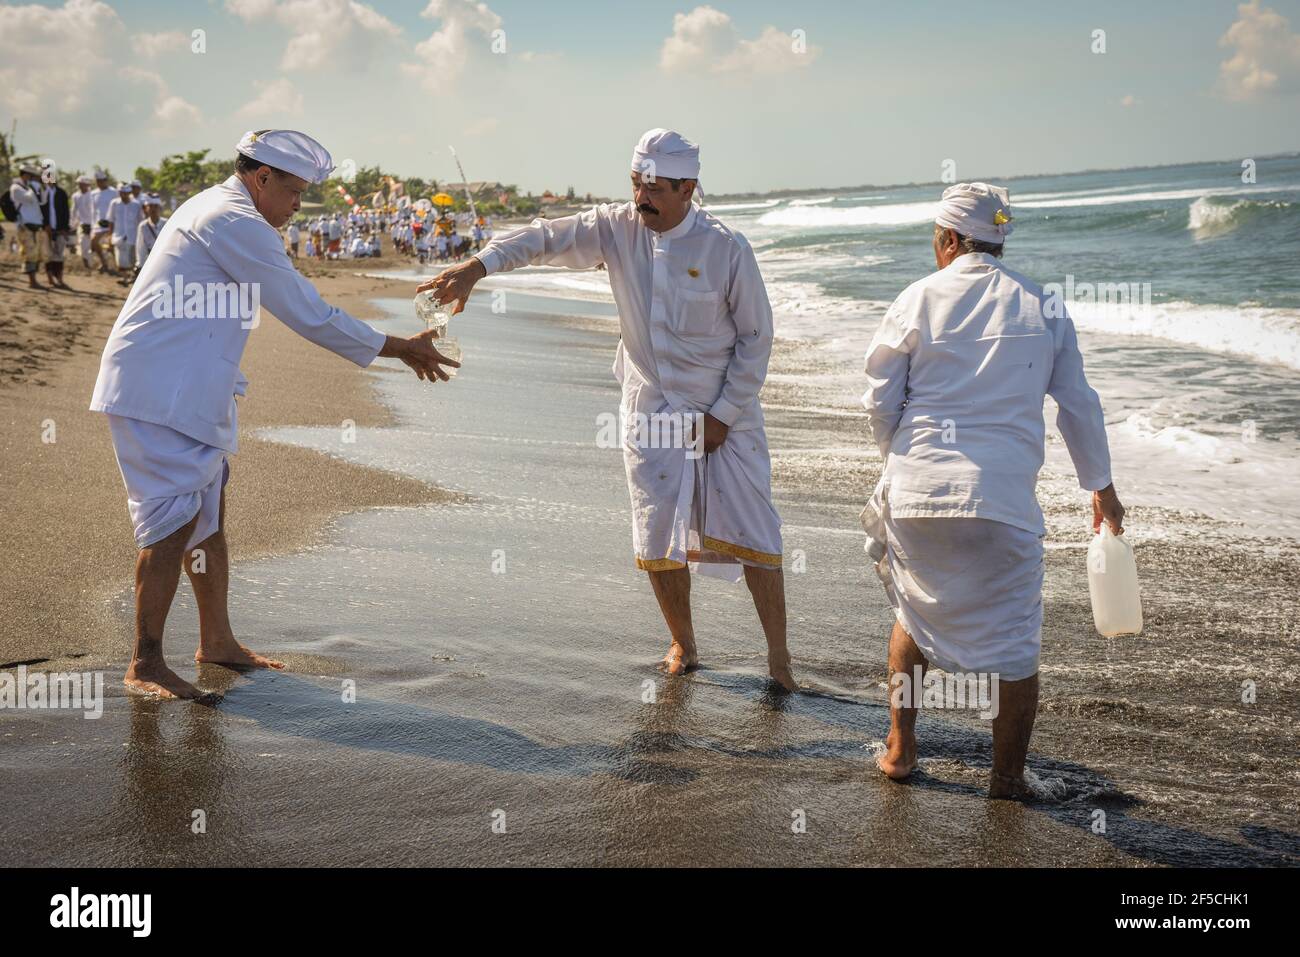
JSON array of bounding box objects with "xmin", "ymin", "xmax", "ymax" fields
[{"xmin": 1086, "ymin": 525, "xmax": 1143, "ymax": 636}]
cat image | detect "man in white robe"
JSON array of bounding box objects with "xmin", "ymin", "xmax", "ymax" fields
[
  {"xmin": 90, "ymin": 128, "xmax": 459, "ymax": 700},
  {"xmin": 862, "ymin": 182, "xmax": 1125, "ymax": 797},
  {"xmin": 89, "ymin": 170, "xmax": 116, "ymax": 273},
  {"xmin": 421, "ymin": 128, "xmax": 796, "ymax": 691},
  {"xmin": 71, "ymin": 175, "xmax": 95, "ymax": 268},
  {"xmin": 107, "ymin": 183, "xmax": 141, "ymax": 278},
  {"xmin": 134, "ymin": 193, "xmax": 166, "ymax": 268}
]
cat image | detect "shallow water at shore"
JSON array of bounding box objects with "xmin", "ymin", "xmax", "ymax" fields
[{"xmin": 2, "ymin": 291, "xmax": 1296, "ymax": 866}]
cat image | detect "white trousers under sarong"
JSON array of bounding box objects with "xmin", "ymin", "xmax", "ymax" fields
[
  {"xmin": 623, "ymin": 405, "xmax": 782, "ymax": 583},
  {"xmin": 876, "ymin": 513, "xmax": 1044, "ymax": 681},
  {"xmin": 107, "ymin": 415, "xmax": 228, "ymax": 550}
]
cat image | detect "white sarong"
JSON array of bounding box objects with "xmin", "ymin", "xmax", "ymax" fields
[
  {"xmin": 876, "ymin": 511, "xmax": 1044, "ymax": 681},
  {"xmin": 623, "ymin": 400, "xmax": 781, "ymax": 582},
  {"xmin": 107, "ymin": 415, "xmax": 228, "ymax": 549}
]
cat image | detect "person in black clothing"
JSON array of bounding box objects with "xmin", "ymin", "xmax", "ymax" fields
[{"xmin": 40, "ymin": 166, "xmax": 72, "ymax": 289}]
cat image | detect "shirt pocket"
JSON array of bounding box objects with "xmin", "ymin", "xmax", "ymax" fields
[{"xmin": 673, "ymin": 288, "xmax": 725, "ymax": 338}]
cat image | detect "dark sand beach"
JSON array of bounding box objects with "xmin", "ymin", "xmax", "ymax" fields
[{"xmin": 1, "ymin": 252, "xmax": 1297, "ymax": 867}]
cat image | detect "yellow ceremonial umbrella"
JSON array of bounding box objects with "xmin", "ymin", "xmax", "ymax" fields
[{"xmin": 432, "ymin": 193, "xmax": 455, "ymax": 207}]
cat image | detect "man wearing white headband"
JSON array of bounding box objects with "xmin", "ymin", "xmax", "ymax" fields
[
  {"xmin": 134, "ymin": 193, "xmax": 166, "ymax": 268},
  {"xmin": 72, "ymin": 175, "xmax": 95, "ymax": 269},
  {"xmin": 107, "ymin": 182, "xmax": 142, "ymax": 281},
  {"xmin": 89, "ymin": 169, "xmax": 116, "ymax": 274},
  {"xmin": 91, "ymin": 129, "xmax": 458, "ymax": 700},
  {"xmin": 862, "ymin": 182, "xmax": 1125, "ymax": 797},
  {"xmin": 422, "ymin": 127, "xmax": 797, "ymax": 691}
]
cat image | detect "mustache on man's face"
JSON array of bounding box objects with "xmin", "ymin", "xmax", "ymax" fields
[{"xmin": 636, "ymin": 203, "xmax": 659, "ymax": 215}]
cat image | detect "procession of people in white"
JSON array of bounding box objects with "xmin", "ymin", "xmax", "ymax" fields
[
  {"xmin": 6, "ymin": 160, "xmax": 166, "ymax": 288},
  {"xmin": 71, "ymin": 125, "xmax": 1125, "ymax": 798}
]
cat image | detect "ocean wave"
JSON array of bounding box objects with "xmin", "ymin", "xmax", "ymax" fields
[
  {"xmin": 788, "ymin": 196, "xmax": 836, "ymax": 206},
  {"xmin": 1115, "ymin": 413, "xmax": 1238, "ymax": 462},
  {"xmin": 703, "ymin": 199, "xmax": 782, "ymax": 212},
  {"xmin": 1187, "ymin": 195, "xmax": 1294, "ymax": 233},
  {"xmin": 758, "ymin": 201, "xmax": 937, "ymax": 228},
  {"xmin": 1017, "ymin": 184, "xmax": 1294, "ymax": 210},
  {"xmin": 1068, "ymin": 299, "xmax": 1300, "ymax": 371},
  {"xmin": 756, "ymin": 185, "xmax": 1298, "ymax": 229}
]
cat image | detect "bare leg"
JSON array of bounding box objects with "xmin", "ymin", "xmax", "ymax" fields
[
  {"xmin": 988, "ymin": 673, "xmax": 1039, "ymax": 799},
  {"xmin": 742, "ymin": 564, "xmax": 797, "ymax": 691},
  {"xmin": 187, "ymin": 490, "xmax": 283, "ymax": 670},
  {"xmin": 647, "ymin": 566, "xmax": 698, "ymax": 675},
  {"xmin": 878, "ymin": 620, "xmax": 926, "ymax": 779},
  {"xmin": 125, "ymin": 516, "xmax": 202, "ymax": 699}
]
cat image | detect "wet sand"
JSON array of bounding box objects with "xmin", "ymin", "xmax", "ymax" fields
[
  {"xmin": 0, "ymin": 251, "xmax": 445, "ymax": 671},
  {"xmin": 2, "ymin": 272, "xmax": 1295, "ymax": 866}
]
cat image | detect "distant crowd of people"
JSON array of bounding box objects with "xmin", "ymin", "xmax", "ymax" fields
[
  {"xmin": 7, "ymin": 159, "xmax": 498, "ymax": 290},
  {"xmin": 282, "ymin": 207, "xmax": 491, "ymax": 266},
  {"xmin": 5, "ymin": 162, "xmax": 166, "ymax": 289}
]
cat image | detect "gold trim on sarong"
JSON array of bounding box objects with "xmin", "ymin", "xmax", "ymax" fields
[
  {"xmin": 701, "ymin": 535, "xmax": 781, "ymax": 567},
  {"xmin": 636, "ymin": 556, "xmax": 687, "ymax": 571},
  {"xmin": 636, "ymin": 538, "xmax": 781, "ymax": 571}
]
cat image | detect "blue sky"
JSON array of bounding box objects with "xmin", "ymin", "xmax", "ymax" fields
[{"xmin": 3, "ymin": 0, "xmax": 1298, "ymax": 195}]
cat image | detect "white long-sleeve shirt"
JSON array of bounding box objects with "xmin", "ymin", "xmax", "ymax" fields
[
  {"xmin": 91, "ymin": 177, "xmax": 386, "ymax": 452},
  {"xmin": 90, "ymin": 187, "xmax": 115, "ymax": 233},
  {"xmin": 8, "ymin": 179, "xmax": 43, "ymax": 227},
  {"xmin": 135, "ymin": 215, "xmax": 166, "ymax": 265},
  {"xmin": 476, "ymin": 202, "xmax": 773, "ymax": 430},
  {"xmin": 72, "ymin": 188, "xmax": 95, "ymax": 229},
  {"xmin": 863, "ymin": 252, "xmax": 1112, "ymax": 535},
  {"xmin": 107, "ymin": 196, "xmax": 141, "ymax": 244}
]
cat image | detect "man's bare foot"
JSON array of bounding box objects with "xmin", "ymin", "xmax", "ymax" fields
[
  {"xmin": 659, "ymin": 640, "xmax": 698, "ymax": 676},
  {"xmin": 876, "ymin": 729, "xmax": 918, "ymax": 780},
  {"xmin": 767, "ymin": 649, "xmax": 798, "ymax": 692},
  {"xmin": 195, "ymin": 637, "xmax": 285, "ymax": 670},
  {"xmin": 124, "ymin": 660, "xmax": 202, "ymax": 699},
  {"xmin": 988, "ymin": 771, "xmax": 1036, "ymax": 800}
]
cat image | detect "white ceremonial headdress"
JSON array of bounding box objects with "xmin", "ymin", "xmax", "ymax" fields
[
  {"xmin": 631, "ymin": 128, "xmax": 701, "ymax": 191},
  {"xmin": 143, "ymin": 193, "xmax": 162, "ymax": 207},
  {"xmin": 77, "ymin": 174, "xmax": 93, "ymax": 185},
  {"xmin": 934, "ymin": 182, "xmax": 1014, "ymax": 245},
  {"xmin": 235, "ymin": 129, "xmax": 334, "ymax": 185}
]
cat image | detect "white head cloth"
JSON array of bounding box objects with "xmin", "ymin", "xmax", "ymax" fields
[
  {"xmin": 235, "ymin": 129, "xmax": 334, "ymax": 185},
  {"xmin": 631, "ymin": 128, "xmax": 701, "ymax": 191},
  {"xmin": 935, "ymin": 182, "xmax": 1014, "ymax": 245}
]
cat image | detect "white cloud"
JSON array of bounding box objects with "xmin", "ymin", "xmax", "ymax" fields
[
  {"xmin": 0, "ymin": 0, "xmax": 121, "ymax": 119},
  {"xmin": 402, "ymin": 0, "xmax": 504, "ymax": 91},
  {"xmin": 1218, "ymin": 0, "xmax": 1300, "ymax": 100},
  {"xmin": 133, "ymin": 30, "xmax": 190, "ymax": 58},
  {"xmin": 237, "ymin": 77, "xmax": 306, "ymax": 119},
  {"xmin": 120, "ymin": 66, "xmax": 203, "ymax": 126},
  {"xmin": 659, "ymin": 5, "xmax": 817, "ymax": 76},
  {"xmin": 0, "ymin": 1, "xmax": 201, "ymax": 133},
  {"xmin": 156, "ymin": 95, "xmax": 203, "ymax": 125},
  {"xmin": 1120, "ymin": 94, "xmax": 1139, "ymax": 108},
  {"xmin": 225, "ymin": 0, "xmax": 402, "ymax": 72}
]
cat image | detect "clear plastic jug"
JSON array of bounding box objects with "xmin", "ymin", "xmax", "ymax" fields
[
  {"xmin": 1086, "ymin": 525, "xmax": 1143, "ymax": 637},
  {"xmin": 413, "ymin": 290, "xmax": 461, "ymax": 373}
]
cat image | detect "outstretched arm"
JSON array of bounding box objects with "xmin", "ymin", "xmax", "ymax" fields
[{"xmin": 206, "ymin": 215, "xmax": 459, "ymax": 383}]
